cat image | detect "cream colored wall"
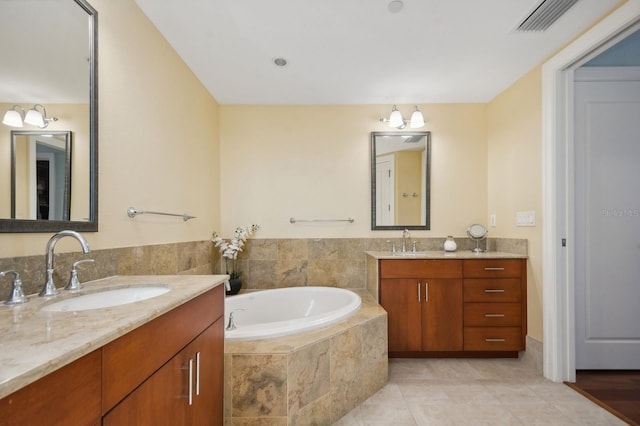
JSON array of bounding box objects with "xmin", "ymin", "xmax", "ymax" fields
[
  {"xmin": 219, "ymin": 104, "xmax": 487, "ymax": 238},
  {"xmin": 487, "ymin": 66, "xmax": 543, "ymax": 341},
  {"xmin": 0, "ymin": 0, "xmax": 220, "ymax": 258}
]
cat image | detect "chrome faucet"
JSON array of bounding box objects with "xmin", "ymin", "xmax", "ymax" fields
[
  {"xmin": 402, "ymin": 229, "xmax": 411, "ymax": 253},
  {"xmin": 226, "ymin": 309, "xmax": 244, "ymax": 330},
  {"xmin": 40, "ymin": 230, "xmax": 90, "ymax": 297}
]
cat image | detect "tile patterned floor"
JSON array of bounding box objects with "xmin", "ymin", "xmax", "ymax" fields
[{"xmin": 334, "ymin": 358, "xmax": 627, "ymax": 425}]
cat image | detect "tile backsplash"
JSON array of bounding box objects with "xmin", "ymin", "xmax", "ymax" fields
[{"xmin": 0, "ymin": 237, "xmax": 527, "ymax": 300}]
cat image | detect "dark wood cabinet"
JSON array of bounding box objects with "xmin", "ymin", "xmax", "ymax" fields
[
  {"xmin": 379, "ymin": 257, "xmax": 526, "ymax": 357},
  {"xmin": 380, "ymin": 259, "xmax": 463, "ymax": 355}
]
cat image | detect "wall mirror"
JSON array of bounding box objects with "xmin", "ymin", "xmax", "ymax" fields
[
  {"xmin": 0, "ymin": 0, "xmax": 98, "ymax": 233},
  {"xmin": 371, "ymin": 131, "xmax": 431, "ymax": 230}
]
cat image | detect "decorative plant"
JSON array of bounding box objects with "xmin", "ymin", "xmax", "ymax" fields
[{"xmin": 212, "ymin": 224, "xmax": 260, "ymax": 279}]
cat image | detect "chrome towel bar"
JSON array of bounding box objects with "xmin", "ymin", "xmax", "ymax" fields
[
  {"xmin": 127, "ymin": 207, "xmax": 196, "ymax": 222},
  {"xmin": 289, "ymin": 217, "xmax": 354, "ymax": 224}
]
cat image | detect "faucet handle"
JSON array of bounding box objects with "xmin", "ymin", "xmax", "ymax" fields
[
  {"xmin": 386, "ymin": 240, "xmax": 396, "ymax": 253},
  {"xmin": 64, "ymin": 259, "xmax": 95, "ymax": 291},
  {"xmin": 1, "ymin": 270, "xmax": 28, "ymax": 305},
  {"xmin": 412, "ymin": 241, "xmax": 418, "ymax": 253}
]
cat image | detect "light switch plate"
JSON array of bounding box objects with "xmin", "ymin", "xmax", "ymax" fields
[
  {"xmin": 516, "ymin": 211, "xmax": 536, "ymax": 227},
  {"xmin": 490, "ymin": 213, "xmax": 496, "ymax": 227}
]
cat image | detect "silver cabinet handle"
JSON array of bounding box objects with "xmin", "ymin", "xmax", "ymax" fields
[
  {"xmin": 484, "ymin": 314, "xmax": 505, "ymax": 318},
  {"xmin": 484, "ymin": 267, "xmax": 505, "ymax": 271},
  {"xmin": 424, "ymin": 282, "xmax": 429, "ymax": 302},
  {"xmin": 195, "ymin": 352, "xmax": 201, "ymax": 396},
  {"xmin": 484, "ymin": 289, "xmax": 505, "ymax": 293},
  {"xmin": 485, "ymin": 338, "xmax": 506, "ymax": 342},
  {"xmin": 187, "ymin": 358, "xmax": 194, "ymax": 405},
  {"xmin": 417, "ymin": 282, "xmax": 421, "ymax": 302}
]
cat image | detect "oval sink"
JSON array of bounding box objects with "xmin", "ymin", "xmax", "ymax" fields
[{"xmin": 40, "ymin": 285, "xmax": 170, "ymax": 312}]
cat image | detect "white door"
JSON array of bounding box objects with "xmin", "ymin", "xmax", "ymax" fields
[
  {"xmin": 574, "ymin": 68, "xmax": 640, "ymax": 369},
  {"xmin": 376, "ymin": 154, "xmax": 394, "ymax": 226}
]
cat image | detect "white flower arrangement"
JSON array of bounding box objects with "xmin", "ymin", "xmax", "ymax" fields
[{"xmin": 212, "ymin": 224, "xmax": 260, "ymax": 279}]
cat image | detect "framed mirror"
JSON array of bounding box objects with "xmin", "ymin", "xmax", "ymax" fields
[
  {"xmin": 0, "ymin": 0, "xmax": 98, "ymax": 233},
  {"xmin": 371, "ymin": 131, "xmax": 431, "ymax": 230}
]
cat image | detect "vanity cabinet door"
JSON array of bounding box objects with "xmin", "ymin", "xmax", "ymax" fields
[
  {"xmin": 421, "ymin": 279, "xmax": 463, "ymax": 351},
  {"xmin": 0, "ymin": 350, "xmax": 101, "ymax": 426},
  {"xmin": 103, "ymin": 320, "xmax": 224, "ymax": 426},
  {"xmin": 380, "ymin": 278, "xmax": 422, "ymax": 352},
  {"xmin": 188, "ymin": 318, "xmax": 224, "ymax": 426}
]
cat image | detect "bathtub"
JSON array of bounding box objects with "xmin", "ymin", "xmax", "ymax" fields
[{"xmin": 224, "ymin": 286, "xmax": 361, "ymax": 341}]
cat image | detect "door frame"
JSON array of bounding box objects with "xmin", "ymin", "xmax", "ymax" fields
[{"xmin": 542, "ymin": 0, "xmax": 640, "ymax": 383}]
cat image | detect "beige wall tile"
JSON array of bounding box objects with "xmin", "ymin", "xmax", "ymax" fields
[{"xmin": 232, "ymin": 354, "xmax": 288, "ymax": 418}]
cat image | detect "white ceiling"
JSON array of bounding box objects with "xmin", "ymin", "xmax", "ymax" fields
[{"xmin": 134, "ymin": 0, "xmax": 621, "ymax": 105}]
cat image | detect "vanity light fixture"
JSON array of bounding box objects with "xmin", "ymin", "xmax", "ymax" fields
[
  {"xmin": 2, "ymin": 106, "xmax": 25, "ymax": 128},
  {"xmin": 380, "ymin": 105, "xmax": 425, "ymax": 129},
  {"xmin": 2, "ymin": 104, "xmax": 58, "ymax": 128}
]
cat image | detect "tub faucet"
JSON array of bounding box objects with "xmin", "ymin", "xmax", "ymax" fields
[
  {"xmin": 40, "ymin": 230, "xmax": 90, "ymax": 297},
  {"xmin": 402, "ymin": 229, "xmax": 411, "ymax": 253},
  {"xmin": 226, "ymin": 309, "xmax": 244, "ymax": 330}
]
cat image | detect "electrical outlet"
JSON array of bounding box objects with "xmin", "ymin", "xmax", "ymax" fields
[{"xmin": 516, "ymin": 211, "xmax": 536, "ymax": 227}]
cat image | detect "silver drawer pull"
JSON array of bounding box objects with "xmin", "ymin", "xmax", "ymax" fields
[
  {"xmin": 485, "ymin": 338, "xmax": 506, "ymax": 342},
  {"xmin": 484, "ymin": 314, "xmax": 505, "ymax": 318},
  {"xmin": 417, "ymin": 282, "xmax": 421, "ymax": 302},
  {"xmin": 484, "ymin": 289, "xmax": 505, "ymax": 293},
  {"xmin": 484, "ymin": 267, "xmax": 505, "ymax": 271}
]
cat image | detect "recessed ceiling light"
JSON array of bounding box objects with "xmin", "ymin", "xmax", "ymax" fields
[
  {"xmin": 388, "ymin": 0, "xmax": 403, "ymax": 13},
  {"xmin": 273, "ymin": 57, "xmax": 288, "ymax": 67}
]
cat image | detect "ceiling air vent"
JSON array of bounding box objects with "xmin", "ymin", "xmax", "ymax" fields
[{"xmin": 516, "ymin": 0, "xmax": 579, "ymax": 32}]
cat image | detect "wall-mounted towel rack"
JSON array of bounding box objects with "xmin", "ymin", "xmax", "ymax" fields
[
  {"xmin": 289, "ymin": 217, "xmax": 354, "ymax": 224},
  {"xmin": 127, "ymin": 207, "xmax": 196, "ymax": 222}
]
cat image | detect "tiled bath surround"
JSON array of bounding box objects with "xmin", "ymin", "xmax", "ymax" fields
[
  {"xmin": 224, "ymin": 290, "xmax": 388, "ymax": 425},
  {"xmin": 0, "ymin": 237, "xmax": 527, "ymax": 299},
  {"xmin": 233, "ymin": 237, "xmax": 527, "ymax": 291}
]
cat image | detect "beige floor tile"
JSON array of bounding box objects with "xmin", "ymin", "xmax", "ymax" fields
[{"xmin": 332, "ymin": 359, "xmax": 626, "ymax": 426}]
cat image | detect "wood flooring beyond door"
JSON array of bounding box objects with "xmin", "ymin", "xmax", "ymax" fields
[{"xmin": 566, "ymin": 370, "xmax": 640, "ymax": 426}]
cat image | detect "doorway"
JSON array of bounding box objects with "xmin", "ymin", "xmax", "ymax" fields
[{"xmin": 542, "ymin": 2, "xmax": 640, "ymax": 383}]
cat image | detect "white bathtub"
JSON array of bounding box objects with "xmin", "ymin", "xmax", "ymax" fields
[{"xmin": 224, "ymin": 286, "xmax": 362, "ymax": 341}]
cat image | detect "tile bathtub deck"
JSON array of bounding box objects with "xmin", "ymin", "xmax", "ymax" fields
[{"xmin": 334, "ymin": 358, "xmax": 627, "ymax": 425}]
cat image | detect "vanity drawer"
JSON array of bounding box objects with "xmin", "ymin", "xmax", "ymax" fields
[
  {"xmin": 380, "ymin": 259, "xmax": 462, "ymax": 279},
  {"xmin": 464, "ymin": 303, "xmax": 521, "ymax": 326},
  {"xmin": 463, "ymin": 259, "xmax": 522, "ymax": 278},
  {"xmin": 464, "ymin": 327, "xmax": 523, "ymax": 351},
  {"xmin": 463, "ymin": 279, "xmax": 521, "ymax": 302}
]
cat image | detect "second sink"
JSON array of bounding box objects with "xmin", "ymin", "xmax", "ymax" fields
[{"xmin": 40, "ymin": 285, "xmax": 170, "ymax": 312}]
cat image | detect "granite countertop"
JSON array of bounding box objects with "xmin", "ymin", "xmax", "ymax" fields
[
  {"xmin": 0, "ymin": 274, "xmax": 228, "ymax": 400},
  {"xmin": 365, "ymin": 250, "xmax": 527, "ymax": 259}
]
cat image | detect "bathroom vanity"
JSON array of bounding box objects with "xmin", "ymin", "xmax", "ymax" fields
[
  {"xmin": 0, "ymin": 275, "xmax": 226, "ymax": 425},
  {"xmin": 367, "ymin": 252, "xmax": 527, "ymax": 358}
]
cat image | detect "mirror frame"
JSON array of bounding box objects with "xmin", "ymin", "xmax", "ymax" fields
[
  {"xmin": 371, "ymin": 131, "xmax": 431, "ymax": 231},
  {"xmin": 11, "ymin": 130, "xmax": 72, "ymax": 221},
  {"xmin": 0, "ymin": 0, "xmax": 98, "ymax": 233}
]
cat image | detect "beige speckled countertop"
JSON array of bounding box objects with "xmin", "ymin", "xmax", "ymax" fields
[
  {"xmin": 365, "ymin": 250, "xmax": 528, "ymax": 259},
  {"xmin": 0, "ymin": 274, "xmax": 228, "ymax": 400}
]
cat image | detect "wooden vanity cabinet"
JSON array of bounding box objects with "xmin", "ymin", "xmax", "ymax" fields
[
  {"xmin": 379, "ymin": 257, "xmax": 526, "ymax": 357},
  {"xmin": 103, "ymin": 284, "xmax": 224, "ymax": 425},
  {"xmin": 380, "ymin": 259, "xmax": 463, "ymax": 355}
]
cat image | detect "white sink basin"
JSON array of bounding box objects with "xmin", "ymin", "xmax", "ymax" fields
[{"xmin": 40, "ymin": 285, "xmax": 170, "ymax": 312}]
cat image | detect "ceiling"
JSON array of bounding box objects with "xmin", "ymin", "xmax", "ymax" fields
[{"xmin": 134, "ymin": 0, "xmax": 622, "ymax": 105}]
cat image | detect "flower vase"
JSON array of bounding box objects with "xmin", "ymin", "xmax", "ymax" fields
[{"xmin": 227, "ymin": 278, "xmax": 242, "ymax": 295}]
